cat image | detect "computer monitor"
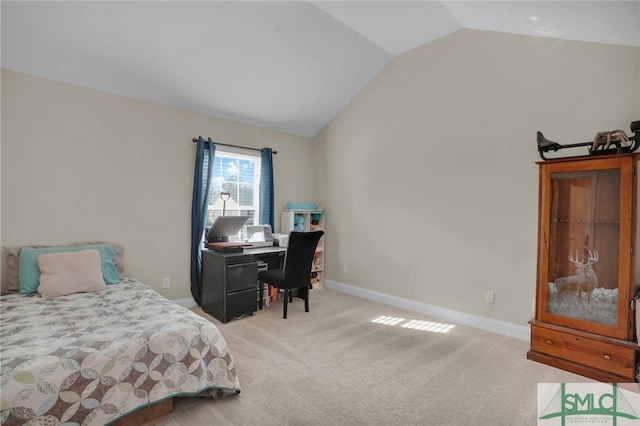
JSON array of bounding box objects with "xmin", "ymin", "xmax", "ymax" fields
[{"xmin": 207, "ymin": 216, "xmax": 249, "ymax": 243}]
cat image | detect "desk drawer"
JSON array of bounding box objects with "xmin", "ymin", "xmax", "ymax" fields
[
  {"xmin": 226, "ymin": 289, "xmax": 256, "ymax": 321},
  {"xmin": 530, "ymin": 324, "xmax": 636, "ymax": 379},
  {"xmin": 227, "ymin": 261, "xmax": 257, "ymax": 292}
]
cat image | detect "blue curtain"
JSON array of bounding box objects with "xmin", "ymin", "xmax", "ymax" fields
[
  {"xmin": 190, "ymin": 137, "xmax": 215, "ymax": 305},
  {"xmin": 259, "ymin": 148, "xmax": 274, "ymax": 229}
]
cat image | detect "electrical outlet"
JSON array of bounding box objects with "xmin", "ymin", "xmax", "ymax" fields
[
  {"xmin": 485, "ymin": 291, "xmax": 495, "ymax": 304},
  {"xmin": 342, "ymin": 264, "xmax": 349, "ymax": 274},
  {"xmin": 163, "ymin": 277, "xmax": 170, "ymax": 289}
]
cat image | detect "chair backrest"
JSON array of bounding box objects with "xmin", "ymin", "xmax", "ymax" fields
[{"xmin": 283, "ymin": 230, "xmax": 324, "ymax": 288}]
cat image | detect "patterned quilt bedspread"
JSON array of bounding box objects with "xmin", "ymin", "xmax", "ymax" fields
[{"xmin": 0, "ymin": 278, "xmax": 240, "ymax": 425}]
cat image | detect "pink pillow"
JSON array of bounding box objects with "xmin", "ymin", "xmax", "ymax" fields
[{"xmin": 37, "ymin": 249, "xmax": 106, "ymax": 298}]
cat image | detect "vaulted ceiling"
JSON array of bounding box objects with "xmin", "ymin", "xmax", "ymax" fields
[{"xmin": 2, "ymin": 1, "xmax": 639, "ymax": 138}]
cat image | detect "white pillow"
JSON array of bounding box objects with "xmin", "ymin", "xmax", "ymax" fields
[{"xmin": 37, "ymin": 249, "xmax": 106, "ymax": 298}]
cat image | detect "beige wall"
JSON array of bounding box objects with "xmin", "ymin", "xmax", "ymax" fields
[
  {"xmin": 314, "ymin": 29, "xmax": 640, "ymax": 326},
  {"xmin": 2, "ymin": 29, "xmax": 639, "ymax": 328},
  {"xmin": 1, "ymin": 69, "xmax": 313, "ymax": 299},
  {"xmin": 0, "ymin": 70, "xmax": 3, "ymax": 289}
]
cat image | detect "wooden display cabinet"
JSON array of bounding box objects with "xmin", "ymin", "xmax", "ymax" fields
[{"xmin": 527, "ymin": 153, "xmax": 639, "ymax": 382}]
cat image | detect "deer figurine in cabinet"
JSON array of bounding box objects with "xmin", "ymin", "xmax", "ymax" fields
[{"xmin": 553, "ymin": 250, "xmax": 599, "ymax": 303}]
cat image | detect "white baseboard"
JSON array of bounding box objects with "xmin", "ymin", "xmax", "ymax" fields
[
  {"xmin": 324, "ymin": 279, "xmax": 530, "ymax": 341},
  {"xmin": 173, "ymin": 297, "xmax": 197, "ymax": 308}
]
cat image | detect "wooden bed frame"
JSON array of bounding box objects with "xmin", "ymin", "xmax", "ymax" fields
[{"xmin": 110, "ymin": 398, "xmax": 174, "ymax": 425}]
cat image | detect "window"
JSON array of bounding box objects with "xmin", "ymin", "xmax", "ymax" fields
[{"xmin": 206, "ymin": 149, "xmax": 261, "ymax": 240}]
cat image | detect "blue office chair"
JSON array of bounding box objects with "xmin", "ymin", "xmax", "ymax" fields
[{"xmin": 258, "ymin": 230, "xmax": 324, "ymax": 319}]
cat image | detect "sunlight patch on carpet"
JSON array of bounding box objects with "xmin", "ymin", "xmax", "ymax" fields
[
  {"xmin": 370, "ymin": 316, "xmax": 455, "ymax": 333},
  {"xmin": 371, "ymin": 315, "xmax": 405, "ymax": 325}
]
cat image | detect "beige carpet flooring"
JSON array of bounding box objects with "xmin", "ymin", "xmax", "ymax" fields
[{"xmin": 149, "ymin": 288, "xmax": 593, "ymax": 426}]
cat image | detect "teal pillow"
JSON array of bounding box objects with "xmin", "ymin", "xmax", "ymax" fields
[{"xmin": 19, "ymin": 244, "xmax": 120, "ymax": 294}]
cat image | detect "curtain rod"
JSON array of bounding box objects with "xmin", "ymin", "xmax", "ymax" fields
[{"xmin": 192, "ymin": 137, "xmax": 278, "ymax": 154}]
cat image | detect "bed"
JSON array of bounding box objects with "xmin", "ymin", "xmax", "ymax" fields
[{"xmin": 0, "ymin": 276, "xmax": 241, "ymax": 425}]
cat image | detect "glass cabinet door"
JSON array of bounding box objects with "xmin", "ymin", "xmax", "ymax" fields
[
  {"xmin": 537, "ymin": 155, "xmax": 636, "ymax": 340},
  {"xmin": 546, "ymin": 168, "xmax": 620, "ymax": 326}
]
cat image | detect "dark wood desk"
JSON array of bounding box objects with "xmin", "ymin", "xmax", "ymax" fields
[{"xmin": 201, "ymin": 246, "xmax": 286, "ymax": 323}]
